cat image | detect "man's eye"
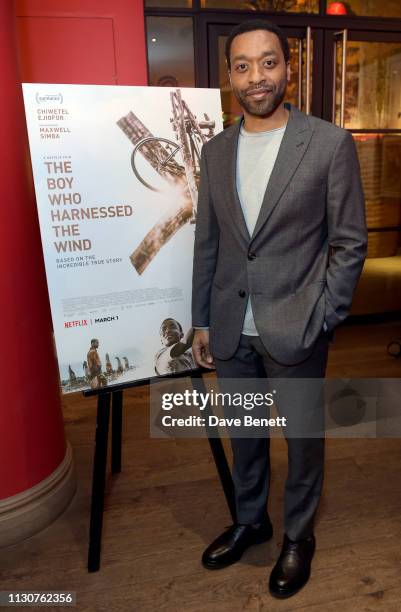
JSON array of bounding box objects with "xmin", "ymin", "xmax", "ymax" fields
[
  {"xmin": 264, "ymin": 60, "xmax": 275, "ymax": 67},
  {"xmin": 236, "ymin": 64, "xmax": 247, "ymax": 72}
]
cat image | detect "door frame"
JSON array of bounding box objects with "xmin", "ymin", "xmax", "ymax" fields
[
  {"xmin": 192, "ymin": 9, "xmax": 401, "ymax": 87},
  {"xmin": 322, "ymin": 28, "xmax": 401, "ymax": 126}
]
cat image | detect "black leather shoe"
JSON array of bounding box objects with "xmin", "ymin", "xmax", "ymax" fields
[
  {"xmin": 202, "ymin": 517, "xmax": 273, "ymax": 570},
  {"xmin": 269, "ymin": 533, "xmax": 316, "ymax": 598}
]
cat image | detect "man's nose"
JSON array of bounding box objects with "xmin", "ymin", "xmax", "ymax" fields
[{"xmin": 248, "ymin": 62, "xmax": 264, "ymax": 84}]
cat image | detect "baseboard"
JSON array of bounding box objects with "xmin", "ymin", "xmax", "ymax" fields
[
  {"xmin": 345, "ymin": 311, "xmax": 401, "ymax": 326},
  {"xmin": 0, "ymin": 442, "xmax": 77, "ymax": 548}
]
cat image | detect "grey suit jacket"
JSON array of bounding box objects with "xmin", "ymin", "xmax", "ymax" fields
[{"xmin": 192, "ymin": 101, "xmax": 368, "ymax": 365}]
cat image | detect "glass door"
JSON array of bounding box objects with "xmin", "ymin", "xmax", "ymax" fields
[
  {"xmin": 323, "ymin": 30, "xmax": 401, "ymax": 258},
  {"xmin": 208, "ymin": 23, "xmax": 324, "ymax": 127}
]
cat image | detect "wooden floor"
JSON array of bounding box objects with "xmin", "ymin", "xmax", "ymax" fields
[{"xmin": 1, "ymin": 320, "xmax": 401, "ymax": 612}]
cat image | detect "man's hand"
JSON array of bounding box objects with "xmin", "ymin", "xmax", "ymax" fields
[{"xmin": 192, "ymin": 329, "xmax": 215, "ymax": 369}]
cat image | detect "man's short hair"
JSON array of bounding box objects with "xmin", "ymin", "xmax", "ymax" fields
[
  {"xmin": 160, "ymin": 318, "xmax": 183, "ymax": 334},
  {"xmin": 90, "ymin": 338, "xmax": 99, "ymax": 346},
  {"xmin": 225, "ymin": 19, "xmax": 290, "ymax": 70}
]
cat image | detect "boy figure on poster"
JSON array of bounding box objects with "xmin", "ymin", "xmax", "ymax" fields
[
  {"xmin": 191, "ymin": 20, "xmax": 367, "ymax": 599},
  {"xmin": 155, "ymin": 318, "xmax": 195, "ymax": 375},
  {"xmin": 87, "ymin": 338, "xmax": 107, "ymax": 389}
]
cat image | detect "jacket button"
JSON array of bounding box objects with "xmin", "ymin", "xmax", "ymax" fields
[
  {"xmin": 248, "ymin": 251, "xmax": 257, "ymax": 260},
  {"xmin": 238, "ymin": 289, "xmax": 246, "ymax": 298}
]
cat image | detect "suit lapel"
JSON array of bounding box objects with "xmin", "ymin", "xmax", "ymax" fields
[
  {"xmin": 222, "ymin": 119, "xmax": 251, "ymax": 243},
  {"xmin": 251, "ymin": 102, "xmax": 312, "ymax": 242},
  {"xmin": 222, "ymin": 101, "xmax": 313, "ymax": 245}
]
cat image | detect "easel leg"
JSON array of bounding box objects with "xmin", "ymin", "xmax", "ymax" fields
[
  {"xmin": 88, "ymin": 391, "xmax": 111, "ymax": 572},
  {"xmin": 111, "ymin": 390, "xmax": 123, "ymax": 474},
  {"xmin": 191, "ymin": 372, "xmax": 237, "ymax": 523}
]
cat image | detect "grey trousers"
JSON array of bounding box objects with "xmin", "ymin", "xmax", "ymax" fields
[{"xmin": 214, "ymin": 331, "xmax": 330, "ymax": 541}]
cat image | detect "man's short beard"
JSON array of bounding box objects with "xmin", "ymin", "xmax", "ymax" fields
[{"xmin": 233, "ymin": 78, "xmax": 287, "ymax": 117}]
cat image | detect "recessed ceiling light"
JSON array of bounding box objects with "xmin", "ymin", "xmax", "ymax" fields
[{"xmin": 151, "ymin": 37, "xmax": 157, "ymax": 43}]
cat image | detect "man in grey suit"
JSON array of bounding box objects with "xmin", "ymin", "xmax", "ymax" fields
[{"xmin": 191, "ymin": 19, "xmax": 367, "ymax": 598}]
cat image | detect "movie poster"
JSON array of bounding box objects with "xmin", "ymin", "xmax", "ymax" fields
[{"xmin": 22, "ymin": 84, "xmax": 223, "ymax": 393}]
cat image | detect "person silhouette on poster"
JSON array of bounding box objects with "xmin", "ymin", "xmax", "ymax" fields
[
  {"xmin": 87, "ymin": 338, "xmax": 107, "ymax": 388},
  {"xmin": 154, "ymin": 318, "xmax": 196, "ymax": 375}
]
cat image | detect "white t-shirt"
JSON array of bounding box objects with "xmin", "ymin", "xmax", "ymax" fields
[{"xmin": 236, "ymin": 122, "xmax": 287, "ymax": 336}]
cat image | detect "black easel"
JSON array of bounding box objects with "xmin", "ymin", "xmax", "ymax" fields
[{"xmin": 84, "ymin": 369, "xmax": 235, "ymax": 573}]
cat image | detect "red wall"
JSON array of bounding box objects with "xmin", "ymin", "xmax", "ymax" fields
[
  {"xmin": 16, "ymin": 0, "xmax": 148, "ymax": 85},
  {"xmin": 0, "ymin": 0, "xmax": 147, "ymax": 500}
]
